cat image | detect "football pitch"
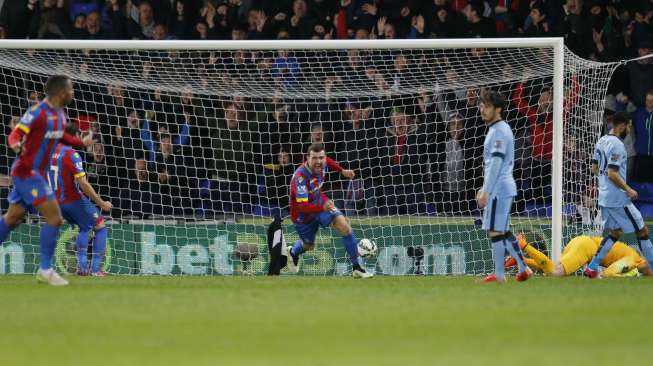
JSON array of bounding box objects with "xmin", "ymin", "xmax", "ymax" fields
[{"xmin": 1, "ymin": 276, "xmax": 652, "ymax": 366}]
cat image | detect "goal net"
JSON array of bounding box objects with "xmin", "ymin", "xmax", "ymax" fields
[{"xmin": 0, "ymin": 39, "xmax": 618, "ymax": 276}]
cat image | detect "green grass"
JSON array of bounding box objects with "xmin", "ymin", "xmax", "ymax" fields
[{"xmin": 1, "ymin": 276, "xmax": 652, "ymax": 366}]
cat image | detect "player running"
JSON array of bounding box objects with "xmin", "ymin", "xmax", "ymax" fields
[
  {"xmin": 50, "ymin": 123, "xmax": 112, "ymax": 276},
  {"xmin": 476, "ymin": 90, "xmax": 532, "ymax": 283},
  {"xmin": 0, "ymin": 75, "xmax": 92, "ymax": 286},
  {"xmin": 505, "ymin": 233, "xmax": 652, "ymax": 277},
  {"xmin": 585, "ymin": 112, "xmax": 653, "ymax": 278},
  {"xmin": 286, "ymin": 143, "xmax": 372, "ymax": 278}
]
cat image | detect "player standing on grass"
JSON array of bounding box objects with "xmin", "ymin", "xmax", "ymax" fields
[
  {"xmin": 0, "ymin": 75, "xmax": 92, "ymax": 286},
  {"xmin": 584, "ymin": 112, "xmax": 653, "ymax": 278},
  {"xmin": 287, "ymin": 143, "xmax": 372, "ymax": 278},
  {"xmin": 50, "ymin": 123, "xmax": 112, "ymax": 276},
  {"xmin": 476, "ymin": 90, "xmax": 532, "ymax": 283}
]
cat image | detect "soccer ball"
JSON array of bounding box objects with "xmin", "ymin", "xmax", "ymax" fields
[{"xmin": 357, "ymin": 239, "xmax": 378, "ymax": 258}]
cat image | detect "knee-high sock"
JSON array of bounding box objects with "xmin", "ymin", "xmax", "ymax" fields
[
  {"xmin": 491, "ymin": 236, "xmax": 506, "ymax": 279},
  {"xmin": 290, "ymin": 240, "xmax": 305, "ymax": 256},
  {"xmin": 0, "ymin": 217, "xmax": 14, "ymax": 244},
  {"xmin": 91, "ymin": 227, "xmax": 108, "ymax": 273},
  {"xmin": 588, "ymin": 236, "xmax": 616, "ymax": 270},
  {"xmin": 522, "ymin": 244, "xmax": 555, "ymax": 274},
  {"xmin": 342, "ymin": 233, "xmax": 359, "ymax": 266},
  {"xmin": 637, "ymin": 237, "xmax": 653, "ymax": 269},
  {"xmin": 76, "ymin": 228, "xmax": 91, "ymax": 271},
  {"xmin": 39, "ymin": 224, "xmax": 60, "ymax": 270},
  {"xmin": 504, "ymin": 233, "xmax": 528, "ymax": 272}
]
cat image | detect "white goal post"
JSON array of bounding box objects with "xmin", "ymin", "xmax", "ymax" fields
[{"xmin": 0, "ymin": 38, "xmax": 617, "ymax": 276}]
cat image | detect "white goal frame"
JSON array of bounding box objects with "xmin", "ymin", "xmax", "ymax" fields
[{"xmin": 0, "ymin": 37, "xmax": 566, "ymax": 263}]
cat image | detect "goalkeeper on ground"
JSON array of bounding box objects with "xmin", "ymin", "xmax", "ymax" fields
[
  {"xmin": 286, "ymin": 143, "xmax": 372, "ymax": 278},
  {"xmin": 505, "ymin": 233, "xmax": 652, "ymax": 277}
]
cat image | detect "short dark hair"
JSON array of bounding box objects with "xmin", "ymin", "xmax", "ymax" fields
[
  {"xmin": 612, "ymin": 112, "xmax": 630, "ymax": 126},
  {"xmin": 64, "ymin": 122, "xmax": 79, "ymax": 136},
  {"xmin": 480, "ymin": 90, "xmax": 506, "ymax": 112},
  {"xmin": 307, "ymin": 142, "xmax": 325, "ymax": 154},
  {"xmin": 44, "ymin": 75, "xmax": 71, "ymax": 97},
  {"xmin": 646, "ymin": 89, "xmax": 653, "ymax": 98}
]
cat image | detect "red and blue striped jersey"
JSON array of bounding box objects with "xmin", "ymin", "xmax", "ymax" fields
[
  {"xmin": 11, "ymin": 101, "xmax": 67, "ymax": 178},
  {"xmin": 289, "ymin": 164, "xmax": 327, "ymax": 224},
  {"xmin": 50, "ymin": 144, "xmax": 85, "ymax": 204}
]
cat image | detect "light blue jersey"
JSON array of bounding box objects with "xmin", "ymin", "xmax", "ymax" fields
[
  {"xmin": 593, "ymin": 134, "xmax": 629, "ymax": 208},
  {"xmin": 482, "ymin": 120, "xmax": 517, "ymax": 198}
]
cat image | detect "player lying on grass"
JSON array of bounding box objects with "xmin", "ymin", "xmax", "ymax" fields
[
  {"xmin": 286, "ymin": 143, "xmax": 372, "ymax": 278},
  {"xmin": 50, "ymin": 123, "xmax": 113, "ymax": 276},
  {"xmin": 505, "ymin": 233, "xmax": 653, "ymax": 277}
]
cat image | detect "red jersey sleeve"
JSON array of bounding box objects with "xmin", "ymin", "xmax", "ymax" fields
[{"xmin": 326, "ymin": 157, "xmax": 343, "ymax": 173}]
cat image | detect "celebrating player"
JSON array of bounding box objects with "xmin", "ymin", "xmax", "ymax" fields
[
  {"xmin": 0, "ymin": 75, "xmax": 92, "ymax": 286},
  {"xmin": 287, "ymin": 143, "xmax": 372, "ymax": 278},
  {"xmin": 50, "ymin": 123, "xmax": 112, "ymax": 276},
  {"xmin": 584, "ymin": 112, "xmax": 653, "ymax": 278},
  {"xmin": 506, "ymin": 233, "xmax": 652, "ymax": 277},
  {"xmin": 476, "ymin": 90, "xmax": 532, "ymax": 283}
]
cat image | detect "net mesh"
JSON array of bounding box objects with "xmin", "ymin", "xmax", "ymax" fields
[{"xmin": 0, "ymin": 44, "xmax": 618, "ymax": 275}]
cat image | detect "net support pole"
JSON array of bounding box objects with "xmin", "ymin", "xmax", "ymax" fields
[{"xmin": 551, "ymin": 38, "xmax": 565, "ymax": 263}]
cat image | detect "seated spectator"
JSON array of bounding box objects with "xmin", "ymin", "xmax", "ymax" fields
[
  {"xmin": 462, "ymin": 2, "xmax": 495, "ymax": 38},
  {"xmin": 0, "ymin": 0, "xmax": 37, "ymax": 39},
  {"xmin": 121, "ymin": 157, "xmax": 155, "ymax": 217},
  {"xmin": 262, "ymin": 149, "xmax": 294, "ymax": 212},
  {"xmin": 523, "ymin": 3, "xmax": 553, "ymax": 37},
  {"xmin": 434, "ymin": 112, "xmax": 468, "ymax": 214},
  {"xmin": 213, "ymin": 103, "xmax": 253, "ymax": 183},
  {"xmin": 69, "ymin": 12, "xmax": 86, "ymax": 38},
  {"xmin": 167, "ymin": 0, "xmax": 192, "ymax": 39},
  {"xmin": 377, "ymin": 109, "xmax": 428, "ymax": 215},
  {"xmin": 631, "ymin": 89, "xmax": 653, "ymax": 181},
  {"xmin": 28, "ymin": 0, "xmax": 69, "ymax": 39},
  {"xmin": 82, "ymin": 10, "xmax": 108, "ymax": 39}
]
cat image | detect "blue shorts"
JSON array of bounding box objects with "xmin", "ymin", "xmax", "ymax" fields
[
  {"xmin": 600, "ymin": 203, "xmax": 644, "ymax": 234},
  {"xmin": 482, "ymin": 196, "xmax": 513, "ymax": 232},
  {"xmin": 8, "ymin": 174, "xmax": 55, "ymax": 209},
  {"xmin": 61, "ymin": 198, "xmax": 102, "ymax": 231},
  {"xmin": 293, "ymin": 210, "xmax": 342, "ymax": 244}
]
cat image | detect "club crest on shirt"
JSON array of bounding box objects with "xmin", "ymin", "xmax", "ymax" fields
[
  {"xmin": 610, "ymin": 154, "xmax": 620, "ymax": 162},
  {"xmin": 298, "ymin": 176, "xmax": 304, "ymax": 184},
  {"xmin": 494, "ymin": 140, "xmax": 503, "ymax": 148},
  {"xmin": 31, "ymin": 189, "xmax": 38, "ymax": 197}
]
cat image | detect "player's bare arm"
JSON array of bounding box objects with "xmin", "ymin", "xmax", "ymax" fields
[
  {"xmin": 76, "ymin": 175, "xmax": 112, "ymax": 212},
  {"xmin": 591, "ymin": 162, "xmax": 598, "ymax": 175},
  {"xmin": 607, "ymin": 167, "xmax": 637, "ymax": 200}
]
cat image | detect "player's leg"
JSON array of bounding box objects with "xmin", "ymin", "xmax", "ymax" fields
[
  {"xmin": 91, "ymin": 210, "xmax": 108, "ymax": 275},
  {"xmin": 0, "ymin": 203, "xmax": 26, "ymax": 244},
  {"xmin": 0, "ymin": 182, "xmax": 32, "ymax": 243},
  {"xmin": 287, "ymin": 222, "xmax": 318, "ymax": 273},
  {"xmin": 35, "ymin": 199, "xmax": 64, "ymax": 270},
  {"xmin": 481, "ymin": 197, "xmax": 507, "ymax": 282},
  {"xmin": 60, "ymin": 202, "xmax": 91, "ymax": 274},
  {"xmin": 34, "ymin": 199, "xmax": 68, "ymax": 286},
  {"xmin": 329, "ymin": 214, "xmax": 372, "ymax": 278},
  {"xmin": 585, "ymin": 207, "xmax": 621, "ymax": 277},
  {"xmin": 625, "ymin": 203, "xmax": 653, "ymax": 269}
]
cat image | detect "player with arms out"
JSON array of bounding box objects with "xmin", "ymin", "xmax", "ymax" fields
[
  {"xmin": 50, "ymin": 123, "xmax": 112, "ymax": 276},
  {"xmin": 476, "ymin": 90, "xmax": 532, "ymax": 283},
  {"xmin": 506, "ymin": 233, "xmax": 652, "ymax": 277},
  {"xmin": 287, "ymin": 143, "xmax": 372, "ymax": 278},
  {"xmin": 584, "ymin": 112, "xmax": 653, "ymax": 278},
  {"xmin": 0, "ymin": 75, "xmax": 92, "ymax": 286}
]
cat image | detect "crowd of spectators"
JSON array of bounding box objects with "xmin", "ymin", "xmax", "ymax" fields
[{"xmin": 0, "ymin": 0, "xmax": 651, "ymax": 219}]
